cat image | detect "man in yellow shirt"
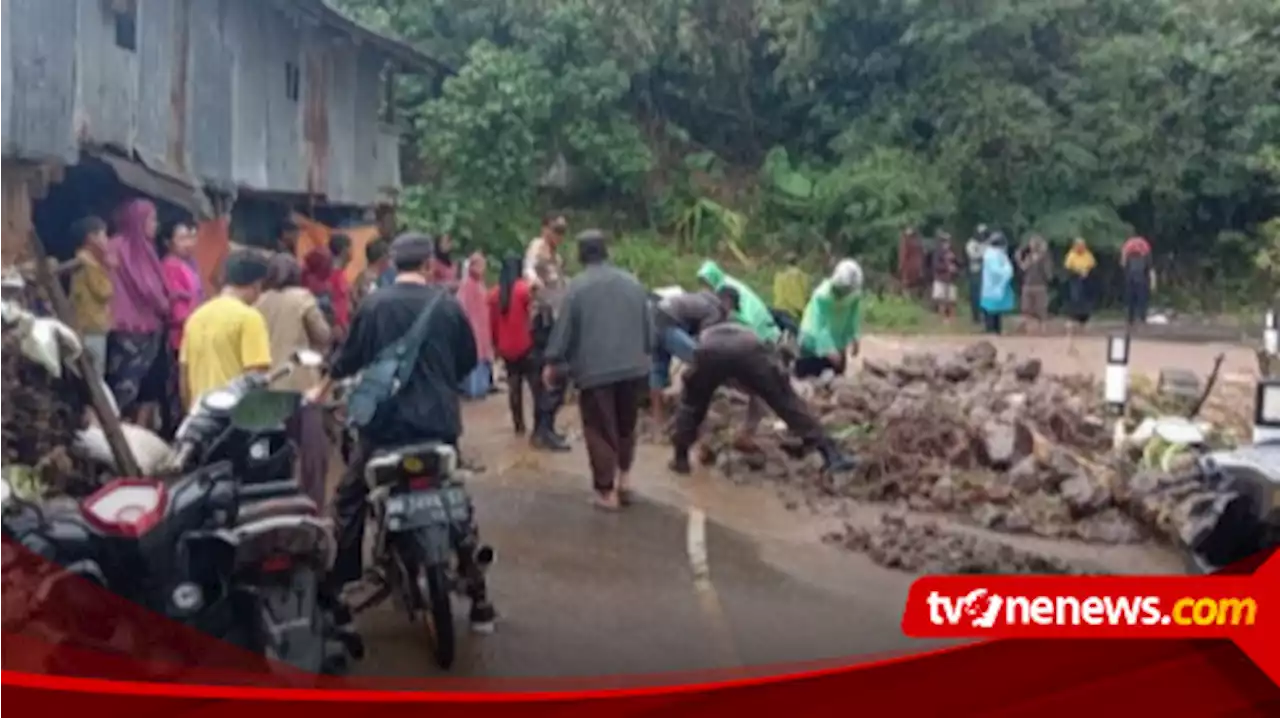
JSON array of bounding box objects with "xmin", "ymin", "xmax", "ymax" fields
[{"xmin": 179, "ymin": 251, "xmax": 273, "ymax": 410}]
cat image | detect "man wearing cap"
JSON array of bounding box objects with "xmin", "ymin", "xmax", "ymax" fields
[
  {"xmin": 524, "ymin": 213, "xmax": 572, "ymax": 451},
  {"xmin": 542, "ymin": 231, "xmax": 653, "ymax": 510},
  {"xmin": 307, "ymin": 232, "xmax": 496, "ymax": 633},
  {"xmin": 178, "ymin": 250, "xmax": 273, "ymax": 411},
  {"xmin": 794, "ymin": 259, "xmax": 864, "ymax": 379}
]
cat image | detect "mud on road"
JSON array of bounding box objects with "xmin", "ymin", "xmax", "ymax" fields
[{"xmin": 343, "ymin": 332, "xmax": 1259, "ymax": 681}]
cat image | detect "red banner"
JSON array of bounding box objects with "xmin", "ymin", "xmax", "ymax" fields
[{"xmin": 3, "ymin": 540, "xmax": 1277, "ymax": 715}]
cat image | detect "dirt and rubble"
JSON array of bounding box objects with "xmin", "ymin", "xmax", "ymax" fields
[
  {"xmin": 1, "ymin": 332, "xmax": 96, "ymax": 497},
  {"xmin": 643, "ymin": 341, "xmax": 1255, "ymax": 574}
]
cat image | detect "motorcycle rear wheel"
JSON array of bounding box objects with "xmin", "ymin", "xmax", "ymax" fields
[{"xmin": 416, "ymin": 562, "xmax": 456, "ymax": 670}]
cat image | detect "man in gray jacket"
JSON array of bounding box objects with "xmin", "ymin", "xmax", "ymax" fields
[{"xmin": 544, "ymin": 231, "xmax": 654, "ymax": 510}]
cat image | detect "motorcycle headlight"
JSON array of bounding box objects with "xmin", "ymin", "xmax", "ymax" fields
[{"xmin": 203, "ymin": 390, "xmax": 238, "ymax": 412}]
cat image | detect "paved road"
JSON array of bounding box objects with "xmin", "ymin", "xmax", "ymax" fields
[
  {"xmin": 344, "ymin": 402, "xmax": 941, "ymax": 681},
  {"xmin": 343, "ymin": 331, "xmax": 1249, "ymax": 682}
]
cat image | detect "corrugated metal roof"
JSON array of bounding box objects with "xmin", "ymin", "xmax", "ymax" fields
[{"xmin": 273, "ymin": 0, "xmax": 451, "ymax": 74}]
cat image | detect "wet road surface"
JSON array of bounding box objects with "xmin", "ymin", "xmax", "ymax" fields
[
  {"xmin": 346, "ymin": 403, "xmax": 937, "ymax": 681},
  {"xmin": 345, "ymin": 331, "xmax": 1243, "ymax": 681}
]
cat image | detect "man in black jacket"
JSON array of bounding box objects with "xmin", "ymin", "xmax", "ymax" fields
[{"xmin": 308, "ymin": 233, "xmax": 496, "ymax": 631}]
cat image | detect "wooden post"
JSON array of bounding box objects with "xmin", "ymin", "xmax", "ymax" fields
[{"xmin": 27, "ymin": 230, "xmax": 141, "ymax": 477}]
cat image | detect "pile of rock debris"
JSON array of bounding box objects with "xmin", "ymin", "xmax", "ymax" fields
[{"xmin": 653, "ymin": 341, "xmax": 1249, "ymax": 574}]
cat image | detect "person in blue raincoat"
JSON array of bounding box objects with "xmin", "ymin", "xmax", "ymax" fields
[{"xmin": 979, "ymin": 232, "xmax": 1016, "ymax": 335}]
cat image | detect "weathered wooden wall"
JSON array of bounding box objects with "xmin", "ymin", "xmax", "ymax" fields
[{"xmin": 3, "ymin": 0, "xmax": 403, "ymax": 207}]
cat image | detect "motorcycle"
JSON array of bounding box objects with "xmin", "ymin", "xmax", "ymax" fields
[
  {"xmin": 1, "ymin": 351, "xmax": 359, "ymax": 677},
  {"xmin": 1185, "ymin": 379, "xmax": 1280, "ymax": 574},
  {"xmin": 347, "ymin": 440, "xmax": 495, "ymax": 670}
]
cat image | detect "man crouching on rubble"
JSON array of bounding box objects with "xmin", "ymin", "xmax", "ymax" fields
[{"xmin": 668, "ymin": 286, "xmax": 858, "ymax": 475}]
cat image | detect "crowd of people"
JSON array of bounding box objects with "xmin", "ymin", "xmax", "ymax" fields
[
  {"xmin": 897, "ymin": 226, "xmax": 1158, "ymax": 348},
  {"xmin": 67, "ymin": 199, "xmax": 1100, "ymax": 628}
]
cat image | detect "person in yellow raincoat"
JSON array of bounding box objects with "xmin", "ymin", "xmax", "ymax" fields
[
  {"xmin": 771, "ymin": 253, "xmax": 810, "ymax": 333},
  {"xmin": 1062, "ymin": 238, "xmax": 1096, "ymax": 353},
  {"xmin": 795, "ymin": 259, "xmax": 864, "ymax": 378}
]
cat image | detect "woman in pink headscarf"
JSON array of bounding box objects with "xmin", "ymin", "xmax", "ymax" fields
[
  {"xmin": 105, "ymin": 198, "xmax": 172, "ymax": 426},
  {"xmin": 457, "ymin": 252, "xmax": 493, "ymax": 399}
]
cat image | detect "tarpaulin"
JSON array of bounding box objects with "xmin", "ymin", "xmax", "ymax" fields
[
  {"xmin": 291, "ymin": 213, "xmax": 381, "ymax": 285},
  {"xmin": 192, "ymin": 216, "xmax": 231, "ymax": 292}
]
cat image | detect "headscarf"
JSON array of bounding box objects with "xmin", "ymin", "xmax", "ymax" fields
[
  {"xmin": 497, "ymin": 253, "xmax": 522, "ymax": 314},
  {"xmin": 434, "ymin": 234, "xmax": 453, "ymax": 265},
  {"xmin": 1121, "ymin": 235, "xmax": 1152, "ymax": 263},
  {"xmin": 831, "ymin": 259, "xmax": 864, "ymax": 293},
  {"xmin": 457, "ymin": 252, "xmax": 492, "ymax": 362},
  {"xmin": 301, "ymin": 249, "xmax": 334, "ymax": 295},
  {"xmin": 108, "ymin": 198, "xmax": 170, "ymax": 331},
  {"xmin": 1064, "ymin": 238, "xmax": 1096, "ymax": 277}
]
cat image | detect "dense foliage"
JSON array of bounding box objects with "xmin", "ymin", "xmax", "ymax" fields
[{"xmin": 339, "ymin": 0, "xmax": 1279, "ymax": 305}]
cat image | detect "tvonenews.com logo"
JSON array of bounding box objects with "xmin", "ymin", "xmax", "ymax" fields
[{"xmin": 925, "ymin": 589, "xmax": 1258, "ymax": 629}]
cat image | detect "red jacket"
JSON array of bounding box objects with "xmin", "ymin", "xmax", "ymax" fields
[
  {"xmin": 301, "ymin": 250, "xmax": 351, "ymax": 330},
  {"xmin": 489, "ymin": 280, "xmax": 534, "ymax": 361}
]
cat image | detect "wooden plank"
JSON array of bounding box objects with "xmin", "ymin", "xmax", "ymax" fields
[{"xmin": 28, "ymin": 229, "xmax": 141, "ymax": 478}]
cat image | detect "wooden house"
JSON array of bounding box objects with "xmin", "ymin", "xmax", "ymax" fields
[{"xmin": 1, "ymin": 0, "xmax": 443, "ymax": 266}]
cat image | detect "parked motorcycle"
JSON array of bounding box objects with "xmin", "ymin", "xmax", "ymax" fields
[
  {"xmin": 1186, "ymin": 379, "xmax": 1280, "ymax": 574},
  {"xmin": 1, "ymin": 351, "xmax": 360, "ymax": 677},
  {"xmin": 347, "ymin": 440, "xmax": 495, "ymax": 670}
]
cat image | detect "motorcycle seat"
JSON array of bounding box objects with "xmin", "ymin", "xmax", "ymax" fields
[
  {"xmin": 236, "ymin": 496, "xmax": 319, "ymax": 525},
  {"xmin": 368, "ymin": 441, "xmax": 455, "ymax": 464}
]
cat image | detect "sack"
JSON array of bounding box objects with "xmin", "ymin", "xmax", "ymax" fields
[{"xmin": 345, "ymin": 292, "xmax": 444, "ymax": 430}]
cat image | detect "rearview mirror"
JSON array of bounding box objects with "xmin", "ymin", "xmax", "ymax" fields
[
  {"xmin": 230, "ymin": 389, "xmax": 302, "ymax": 432},
  {"xmin": 293, "ymin": 349, "xmax": 325, "ymax": 369}
]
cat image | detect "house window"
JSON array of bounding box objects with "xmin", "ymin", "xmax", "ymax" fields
[
  {"xmin": 380, "ymin": 67, "xmax": 397, "ymax": 124},
  {"xmin": 285, "ymin": 62, "xmax": 301, "ymax": 102},
  {"xmin": 113, "ymin": 0, "xmax": 138, "ymax": 52}
]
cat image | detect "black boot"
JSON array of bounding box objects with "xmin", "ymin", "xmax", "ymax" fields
[
  {"xmin": 818, "ymin": 442, "xmax": 858, "ymax": 473},
  {"xmin": 669, "ymin": 446, "xmax": 692, "ymax": 475},
  {"xmin": 531, "ymin": 413, "xmax": 570, "ymax": 452}
]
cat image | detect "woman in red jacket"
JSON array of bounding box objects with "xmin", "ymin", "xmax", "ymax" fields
[{"xmin": 489, "ymin": 253, "xmax": 540, "ymax": 435}]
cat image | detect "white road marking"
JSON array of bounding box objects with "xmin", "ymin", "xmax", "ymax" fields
[
  {"xmin": 687, "ymin": 508, "xmax": 710, "ymax": 580},
  {"xmin": 685, "ymin": 505, "xmax": 742, "ymax": 666}
]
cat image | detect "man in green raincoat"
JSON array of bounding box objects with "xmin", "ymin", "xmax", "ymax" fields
[
  {"xmin": 696, "ymin": 260, "xmax": 781, "ymax": 344},
  {"xmin": 794, "ymin": 259, "xmax": 864, "ymax": 379}
]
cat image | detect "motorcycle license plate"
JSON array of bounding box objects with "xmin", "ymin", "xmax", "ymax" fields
[{"xmin": 384, "ymin": 487, "xmax": 470, "ymax": 530}]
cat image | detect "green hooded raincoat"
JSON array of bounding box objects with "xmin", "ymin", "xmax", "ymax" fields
[
  {"xmin": 696, "ymin": 260, "xmax": 780, "ymax": 343},
  {"xmin": 798, "ymin": 279, "xmax": 863, "ymax": 357}
]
